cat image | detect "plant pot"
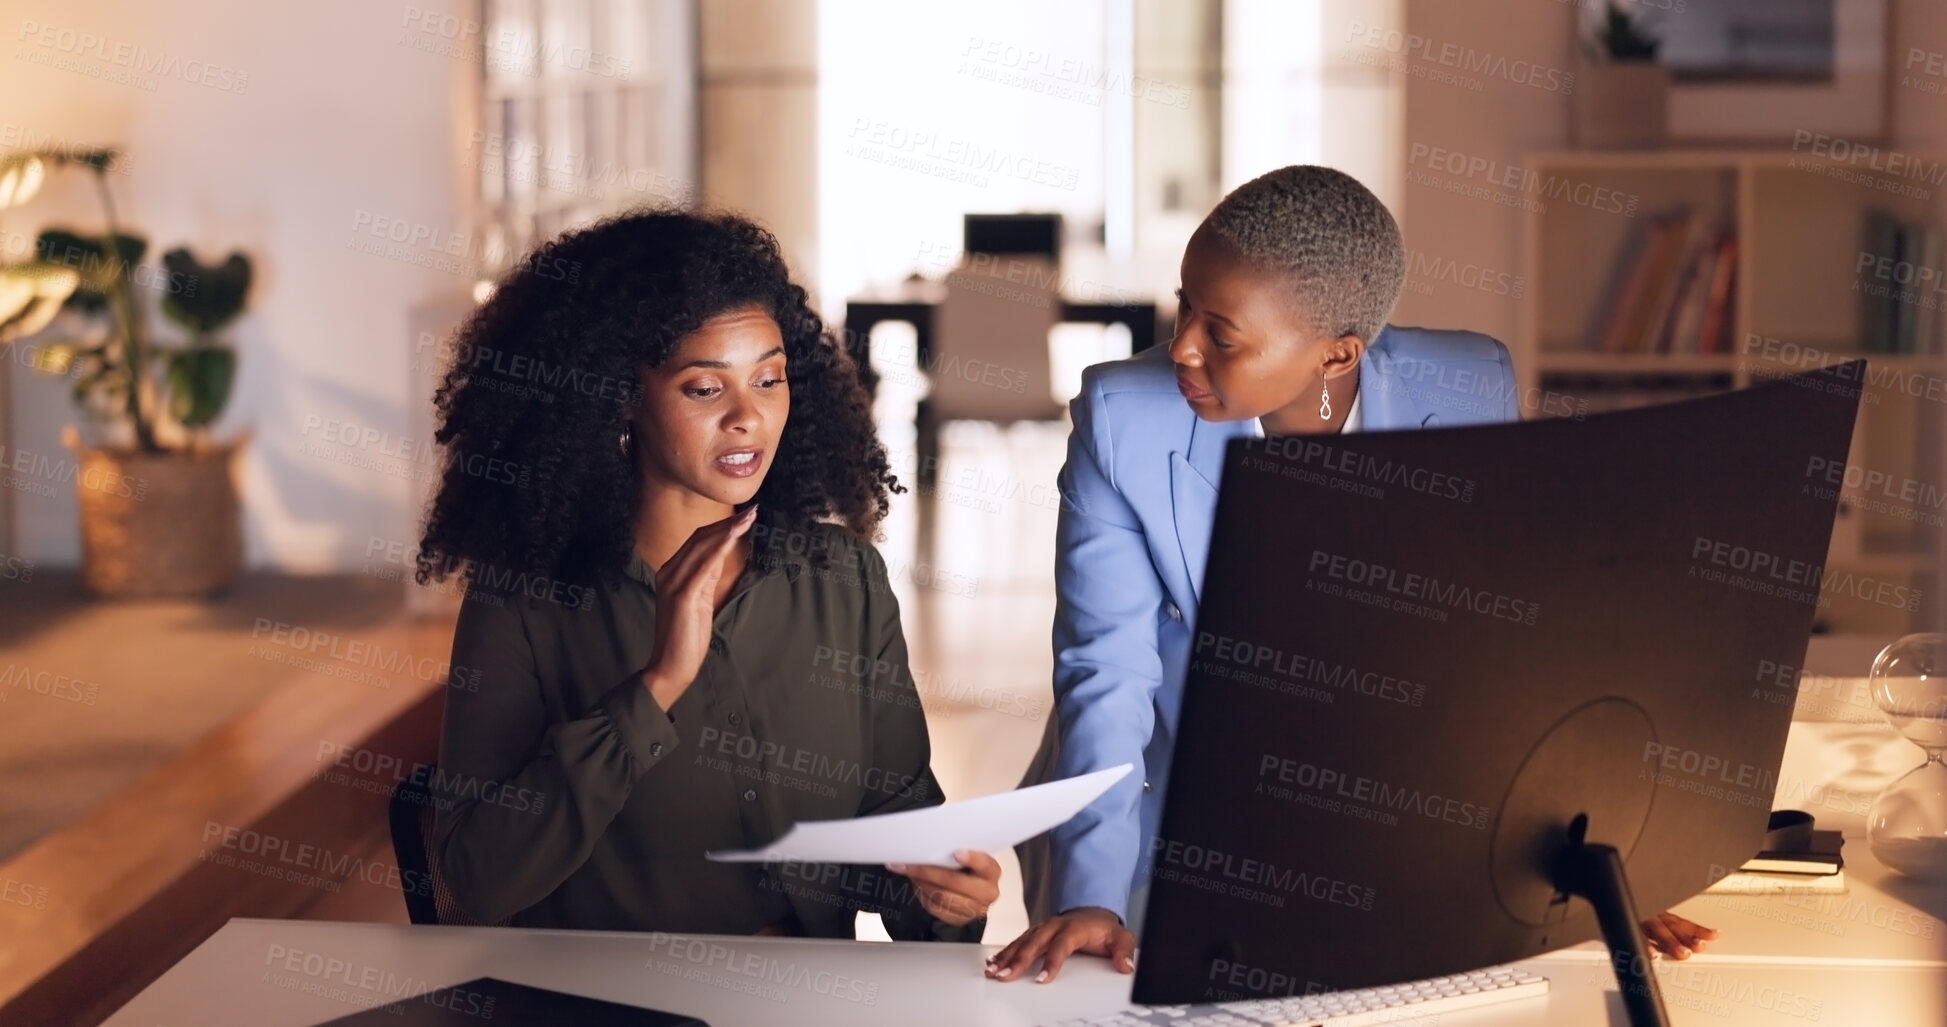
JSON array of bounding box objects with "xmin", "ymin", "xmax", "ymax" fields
[
  {"xmin": 62, "ymin": 425, "xmax": 246, "ymax": 597},
  {"xmin": 1574, "ymin": 61, "xmax": 1669, "ymax": 150}
]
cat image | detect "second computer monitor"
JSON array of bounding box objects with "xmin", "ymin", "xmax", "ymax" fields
[{"xmin": 1133, "ymin": 364, "xmax": 1864, "ymax": 1004}]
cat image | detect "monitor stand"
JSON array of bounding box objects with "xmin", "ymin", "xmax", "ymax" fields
[{"xmin": 1554, "ymin": 814, "xmax": 1671, "ymax": 1027}]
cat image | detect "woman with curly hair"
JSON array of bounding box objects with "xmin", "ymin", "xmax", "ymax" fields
[{"xmin": 416, "ymin": 207, "xmax": 999, "ymax": 940}]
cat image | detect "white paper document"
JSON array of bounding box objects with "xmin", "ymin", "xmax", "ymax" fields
[{"xmin": 706, "ymin": 763, "xmax": 1134, "ymax": 866}]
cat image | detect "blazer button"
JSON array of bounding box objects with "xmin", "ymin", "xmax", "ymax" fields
[
  {"xmin": 1166, "ymin": 604, "xmax": 1181, "ymax": 621},
  {"xmin": 710, "ymin": 637, "xmax": 728, "ymax": 656},
  {"xmin": 728, "ymin": 712, "xmax": 741, "ymax": 726},
  {"xmin": 649, "ymin": 742, "xmax": 664, "ymax": 757},
  {"xmin": 743, "ymin": 789, "xmax": 758, "ymax": 802},
  {"xmin": 1143, "ymin": 780, "xmax": 1152, "ymax": 791}
]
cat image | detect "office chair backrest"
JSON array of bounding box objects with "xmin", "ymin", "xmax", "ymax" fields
[
  {"xmin": 932, "ymin": 256, "xmax": 1064, "ymax": 422},
  {"xmin": 388, "ymin": 770, "xmax": 510, "ymax": 926}
]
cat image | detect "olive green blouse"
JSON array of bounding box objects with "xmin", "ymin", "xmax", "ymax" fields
[{"xmin": 431, "ymin": 510, "xmax": 981, "ymax": 942}]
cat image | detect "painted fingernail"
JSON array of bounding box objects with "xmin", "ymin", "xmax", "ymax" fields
[
  {"xmin": 886, "ymin": 863, "xmax": 907, "ymax": 872},
  {"xmin": 1035, "ymin": 971, "xmax": 1050, "ymax": 984}
]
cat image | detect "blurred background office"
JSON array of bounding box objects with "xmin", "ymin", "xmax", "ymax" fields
[{"xmin": 3, "ymin": 1, "xmax": 1945, "ymax": 1022}]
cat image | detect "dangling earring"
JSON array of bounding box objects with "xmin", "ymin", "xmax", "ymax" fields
[
  {"xmin": 618, "ymin": 423, "xmax": 633, "ymax": 456},
  {"xmin": 1319, "ymin": 379, "xmax": 1332, "ymax": 421}
]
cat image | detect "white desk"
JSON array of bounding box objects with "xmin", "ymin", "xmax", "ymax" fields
[{"xmin": 106, "ymin": 723, "xmax": 1947, "ymax": 1027}]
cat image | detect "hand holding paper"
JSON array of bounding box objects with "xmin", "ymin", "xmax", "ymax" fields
[{"xmin": 706, "ymin": 763, "xmax": 1135, "ymax": 866}]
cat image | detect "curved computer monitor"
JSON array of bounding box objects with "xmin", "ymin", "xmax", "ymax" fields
[{"xmin": 1133, "ymin": 363, "xmax": 1865, "ymax": 1019}]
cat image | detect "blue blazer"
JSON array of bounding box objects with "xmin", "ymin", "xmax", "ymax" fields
[{"xmin": 1047, "ymin": 324, "xmax": 1521, "ymax": 920}]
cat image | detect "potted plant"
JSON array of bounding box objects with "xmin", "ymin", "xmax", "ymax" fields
[
  {"xmin": 14, "ymin": 148, "xmax": 254, "ymax": 597},
  {"xmin": 1575, "ymin": 1, "xmax": 1669, "ymax": 150}
]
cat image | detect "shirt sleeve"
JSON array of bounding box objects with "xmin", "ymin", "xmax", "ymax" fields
[
  {"xmin": 1047, "ymin": 374, "xmax": 1169, "ymax": 924},
  {"xmin": 844, "ymin": 541, "xmax": 986, "ymax": 944},
  {"xmin": 431, "ymin": 588, "xmax": 682, "ymax": 925}
]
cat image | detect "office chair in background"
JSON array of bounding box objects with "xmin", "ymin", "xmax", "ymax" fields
[{"xmin": 388, "ymin": 771, "xmax": 510, "ymax": 926}]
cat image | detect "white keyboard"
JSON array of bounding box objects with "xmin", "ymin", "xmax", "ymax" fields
[{"xmin": 1039, "ymin": 965, "xmax": 1549, "ymax": 1027}]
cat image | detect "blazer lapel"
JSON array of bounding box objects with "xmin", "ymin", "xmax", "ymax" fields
[{"xmin": 1170, "ymin": 414, "xmax": 1242, "ymax": 607}]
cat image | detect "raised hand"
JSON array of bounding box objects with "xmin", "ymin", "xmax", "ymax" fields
[{"xmin": 640, "ymin": 506, "xmax": 757, "ymax": 711}]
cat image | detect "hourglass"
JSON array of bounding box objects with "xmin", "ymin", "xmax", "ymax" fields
[{"xmin": 1866, "ymin": 633, "xmax": 1947, "ymax": 881}]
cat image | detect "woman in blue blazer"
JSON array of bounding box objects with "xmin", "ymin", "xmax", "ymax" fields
[{"xmin": 989, "ymin": 165, "xmax": 1714, "ymax": 983}]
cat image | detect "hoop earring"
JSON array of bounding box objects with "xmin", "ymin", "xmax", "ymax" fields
[
  {"xmin": 618, "ymin": 423, "xmax": 633, "ymax": 456},
  {"xmin": 1319, "ymin": 379, "xmax": 1332, "ymax": 421}
]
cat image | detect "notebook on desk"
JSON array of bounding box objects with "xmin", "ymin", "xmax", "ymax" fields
[{"xmin": 311, "ymin": 977, "xmax": 708, "ymax": 1026}]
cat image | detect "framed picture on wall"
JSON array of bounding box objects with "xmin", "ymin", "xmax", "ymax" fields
[{"xmin": 1579, "ymin": 0, "xmax": 1888, "ymax": 144}]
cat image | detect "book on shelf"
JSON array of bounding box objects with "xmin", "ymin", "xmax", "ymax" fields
[
  {"xmin": 1585, "ymin": 214, "xmax": 1659, "ymax": 353},
  {"xmin": 1697, "ymin": 234, "xmax": 1738, "ymax": 354},
  {"xmin": 1644, "ymin": 215, "xmax": 1710, "ymax": 353},
  {"xmin": 1861, "ymin": 210, "xmax": 1943, "ymax": 355},
  {"xmin": 1662, "ymin": 229, "xmax": 1722, "ymax": 354},
  {"xmin": 1584, "ymin": 210, "xmax": 1736, "ymax": 355}
]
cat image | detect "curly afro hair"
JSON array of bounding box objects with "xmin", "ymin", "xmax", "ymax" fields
[{"xmin": 415, "ymin": 207, "xmax": 900, "ymax": 591}]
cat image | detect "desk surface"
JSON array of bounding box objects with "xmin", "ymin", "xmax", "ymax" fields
[
  {"xmin": 108, "ymin": 725, "xmax": 1947, "ymax": 1027},
  {"xmin": 103, "ymin": 920, "xmax": 1947, "ymax": 1027}
]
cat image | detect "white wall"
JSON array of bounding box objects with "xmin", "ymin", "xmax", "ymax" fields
[{"xmin": 1, "ymin": 0, "xmax": 468, "ymax": 570}]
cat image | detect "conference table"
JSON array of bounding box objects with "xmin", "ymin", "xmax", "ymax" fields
[
  {"xmin": 105, "ymin": 722, "xmax": 1947, "ymax": 1026},
  {"xmin": 842, "ymin": 278, "xmax": 1161, "ymax": 396}
]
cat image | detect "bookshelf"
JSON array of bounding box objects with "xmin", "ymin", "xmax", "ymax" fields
[{"xmin": 1519, "ymin": 148, "xmax": 1947, "ymax": 639}]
